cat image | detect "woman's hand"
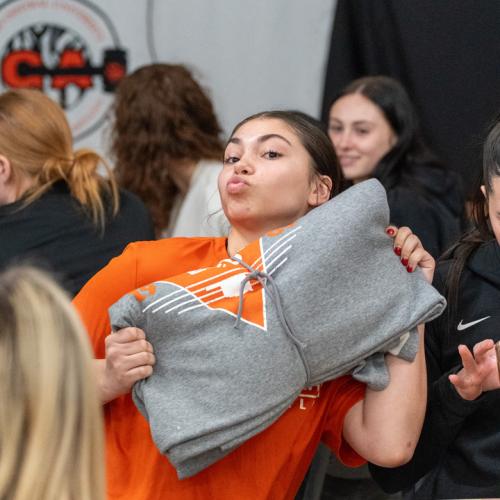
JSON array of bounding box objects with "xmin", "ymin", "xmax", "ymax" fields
[
  {"xmin": 449, "ymin": 339, "xmax": 500, "ymax": 401},
  {"xmin": 98, "ymin": 327, "xmax": 155, "ymax": 404},
  {"xmin": 386, "ymin": 226, "xmax": 435, "ymax": 284}
]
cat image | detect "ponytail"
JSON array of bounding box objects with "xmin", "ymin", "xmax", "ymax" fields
[
  {"xmin": 68, "ymin": 149, "xmax": 119, "ymax": 228},
  {"xmin": 0, "ymin": 89, "xmax": 120, "ymax": 230},
  {"xmin": 23, "ymin": 148, "xmax": 119, "ymax": 230}
]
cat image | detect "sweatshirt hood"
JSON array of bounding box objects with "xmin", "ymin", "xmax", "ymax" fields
[
  {"xmin": 467, "ymin": 240, "xmax": 500, "ymax": 288},
  {"xmin": 410, "ymin": 165, "xmax": 464, "ymax": 218}
]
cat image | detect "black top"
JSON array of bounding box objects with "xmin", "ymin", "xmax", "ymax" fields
[
  {"xmin": 387, "ymin": 166, "xmax": 464, "ymax": 259},
  {"xmin": 370, "ymin": 240, "xmax": 500, "ymax": 499},
  {"xmin": 0, "ymin": 182, "xmax": 155, "ymax": 296}
]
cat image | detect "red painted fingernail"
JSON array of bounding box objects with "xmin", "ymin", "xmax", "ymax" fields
[
  {"xmin": 406, "ymin": 265, "xmax": 413, "ymax": 273},
  {"xmin": 394, "ymin": 247, "xmax": 401, "ymax": 256},
  {"xmin": 386, "ymin": 228, "xmax": 395, "ymax": 236},
  {"xmin": 401, "ymin": 258, "xmax": 408, "ymax": 266}
]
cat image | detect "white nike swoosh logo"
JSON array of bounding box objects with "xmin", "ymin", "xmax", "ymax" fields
[{"xmin": 457, "ymin": 316, "xmax": 491, "ymax": 331}]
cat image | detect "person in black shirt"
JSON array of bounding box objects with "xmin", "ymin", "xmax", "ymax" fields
[
  {"xmin": 369, "ymin": 114, "xmax": 500, "ymax": 499},
  {"xmin": 0, "ymin": 89, "xmax": 154, "ymax": 296}
]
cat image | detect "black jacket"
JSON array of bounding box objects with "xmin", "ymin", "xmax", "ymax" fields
[
  {"xmin": 370, "ymin": 239, "xmax": 500, "ymax": 499},
  {"xmin": 387, "ymin": 166, "xmax": 464, "ymax": 259},
  {"xmin": 0, "ymin": 182, "xmax": 155, "ymax": 296}
]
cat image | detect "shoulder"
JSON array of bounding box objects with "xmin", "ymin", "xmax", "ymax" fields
[
  {"xmin": 104, "ymin": 188, "xmax": 155, "ymax": 239},
  {"xmin": 118, "ymin": 188, "xmax": 147, "ymax": 207},
  {"xmin": 128, "ymin": 236, "xmax": 227, "ymax": 279},
  {"xmin": 116, "ymin": 188, "xmax": 151, "ymax": 219}
]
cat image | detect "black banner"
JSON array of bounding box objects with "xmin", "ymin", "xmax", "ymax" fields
[{"xmin": 322, "ymin": 0, "xmax": 500, "ymax": 193}]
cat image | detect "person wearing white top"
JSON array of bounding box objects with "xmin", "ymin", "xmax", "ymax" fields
[
  {"xmin": 111, "ymin": 64, "xmax": 228, "ymax": 238},
  {"xmin": 166, "ymin": 160, "xmax": 228, "ymax": 237}
]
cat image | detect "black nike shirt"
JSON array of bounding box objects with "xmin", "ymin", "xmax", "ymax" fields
[{"xmin": 370, "ymin": 239, "xmax": 500, "ymax": 499}]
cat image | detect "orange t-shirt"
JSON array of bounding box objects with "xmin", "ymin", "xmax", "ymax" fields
[{"xmin": 74, "ymin": 237, "xmax": 366, "ymax": 500}]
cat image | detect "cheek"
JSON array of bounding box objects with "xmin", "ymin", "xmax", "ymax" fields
[
  {"xmin": 490, "ymin": 217, "xmax": 500, "ymax": 244},
  {"xmin": 329, "ymin": 132, "xmax": 340, "ymax": 148},
  {"xmin": 364, "ymin": 138, "xmax": 391, "ymax": 163}
]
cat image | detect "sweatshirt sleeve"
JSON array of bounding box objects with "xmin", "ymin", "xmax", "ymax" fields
[{"xmin": 368, "ymin": 265, "xmax": 484, "ymax": 493}]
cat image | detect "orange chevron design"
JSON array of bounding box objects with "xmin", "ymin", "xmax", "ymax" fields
[
  {"xmin": 166, "ymin": 238, "xmax": 268, "ymax": 329},
  {"xmin": 131, "ymin": 222, "xmax": 299, "ymax": 330}
]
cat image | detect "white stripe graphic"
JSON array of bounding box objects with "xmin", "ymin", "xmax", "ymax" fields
[
  {"xmin": 250, "ymin": 227, "xmax": 301, "ymax": 269},
  {"xmin": 144, "ymin": 226, "xmax": 301, "ymax": 325},
  {"xmin": 162, "ymin": 289, "xmax": 223, "ymax": 315},
  {"xmin": 142, "ymin": 267, "xmax": 242, "ymax": 313}
]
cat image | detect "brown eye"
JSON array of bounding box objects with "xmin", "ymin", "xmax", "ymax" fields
[{"xmin": 263, "ymin": 150, "xmax": 282, "ymax": 159}]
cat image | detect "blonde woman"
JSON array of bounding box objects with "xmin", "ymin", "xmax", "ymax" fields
[
  {"xmin": 0, "ymin": 265, "xmax": 104, "ymax": 500},
  {"xmin": 0, "ymin": 89, "xmax": 154, "ymax": 296}
]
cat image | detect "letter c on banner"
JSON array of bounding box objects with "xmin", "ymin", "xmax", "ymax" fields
[{"xmin": 2, "ymin": 50, "xmax": 43, "ymax": 88}]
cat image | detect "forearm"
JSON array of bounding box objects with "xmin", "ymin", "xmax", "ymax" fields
[
  {"xmin": 344, "ymin": 324, "xmax": 426, "ymax": 466},
  {"xmin": 95, "ymin": 359, "xmax": 113, "ymax": 404}
]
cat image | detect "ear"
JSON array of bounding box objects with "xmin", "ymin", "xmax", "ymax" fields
[
  {"xmin": 308, "ymin": 175, "xmax": 333, "ymax": 207},
  {"xmin": 0, "ymin": 154, "xmax": 12, "ymax": 184},
  {"xmin": 480, "ymin": 185, "xmax": 487, "ymax": 198}
]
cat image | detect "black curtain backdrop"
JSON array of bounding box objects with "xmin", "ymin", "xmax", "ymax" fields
[{"xmin": 322, "ymin": 0, "xmax": 500, "ymax": 195}]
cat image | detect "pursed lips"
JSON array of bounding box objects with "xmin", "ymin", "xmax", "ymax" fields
[{"xmin": 226, "ymin": 175, "xmax": 249, "ymax": 194}]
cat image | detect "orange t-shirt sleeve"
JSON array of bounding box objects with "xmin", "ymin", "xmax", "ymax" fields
[
  {"xmin": 73, "ymin": 242, "xmax": 140, "ymax": 357},
  {"xmin": 322, "ymin": 376, "xmax": 366, "ymax": 467},
  {"xmin": 73, "ymin": 238, "xmax": 218, "ymax": 357}
]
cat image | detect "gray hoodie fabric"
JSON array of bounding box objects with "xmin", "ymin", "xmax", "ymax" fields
[{"xmin": 109, "ymin": 179, "xmax": 446, "ymax": 479}]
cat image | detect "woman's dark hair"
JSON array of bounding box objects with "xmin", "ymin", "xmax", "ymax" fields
[
  {"xmin": 228, "ymin": 110, "xmax": 342, "ymax": 199},
  {"xmin": 111, "ymin": 64, "xmax": 224, "ymax": 236},
  {"xmin": 331, "ymin": 75, "xmax": 441, "ymax": 190},
  {"xmin": 442, "ymin": 116, "xmax": 500, "ymax": 324}
]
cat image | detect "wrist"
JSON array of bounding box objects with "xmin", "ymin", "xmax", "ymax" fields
[
  {"xmin": 434, "ymin": 370, "xmax": 483, "ymax": 418},
  {"xmin": 98, "ymin": 360, "xmax": 123, "ymax": 404},
  {"xmin": 452, "ymin": 383, "xmax": 481, "ymax": 401}
]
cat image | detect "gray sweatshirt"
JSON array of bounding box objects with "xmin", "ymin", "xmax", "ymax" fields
[{"xmin": 109, "ymin": 179, "xmax": 446, "ymax": 479}]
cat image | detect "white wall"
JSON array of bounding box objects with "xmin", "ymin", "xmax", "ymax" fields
[
  {"xmin": 148, "ymin": 0, "xmax": 336, "ymax": 136},
  {"xmin": 0, "ymin": 0, "xmax": 336, "ymax": 158}
]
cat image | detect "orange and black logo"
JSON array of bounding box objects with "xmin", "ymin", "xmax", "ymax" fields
[{"xmin": 0, "ymin": 0, "xmax": 128, "ymax": 141}]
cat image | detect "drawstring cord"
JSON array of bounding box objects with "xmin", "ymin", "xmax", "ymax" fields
[{"xmin": 231, "ymin": 255, "xmax": 311, "ymax": 384}]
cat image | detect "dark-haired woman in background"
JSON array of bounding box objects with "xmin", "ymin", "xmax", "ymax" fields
[
  {"xmin": 111, "ymin": 64, "xmax": 228, "ymax": 238},
  {"xmin": 328, "ymin": 76, "xmax": 464, "ymax": 258},
  {"xmin": 369, "ymin": 116, "xmax": 500, "ymax": 499}
]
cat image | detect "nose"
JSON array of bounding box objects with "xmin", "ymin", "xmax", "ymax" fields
[
  {"xmin": 335, "ymin": 130, "xmax": 353, "ymax": 151},
  {"xmin": 233, "ymin": 155, "xmax": 254, "ymax": 175}
]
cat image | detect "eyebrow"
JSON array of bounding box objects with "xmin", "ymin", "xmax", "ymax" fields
[
  {"xmin": 228, "ymin": 133, "xmax": 292, "ymax": 146},
  {"xmin": 329, "ymin": 117, "xmax": 374, "ymax": 127}
]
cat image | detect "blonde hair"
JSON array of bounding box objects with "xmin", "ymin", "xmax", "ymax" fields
[
  {"xmin": 0, "ymin": 89, "xmax": 119, "ymax": 228},
  {"xmin": 0, "ymin": 266, "xmax": 104, "ymax": 500}
]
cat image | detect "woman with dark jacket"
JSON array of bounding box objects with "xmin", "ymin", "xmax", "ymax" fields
[
  {"xmin": 328, "ymin": 76, "xmax": 464, "ymax": 258},
  {"xmin": 369, "ymin": 116, "xmax": 500, "ymax": 499},
  {"xmin": 0, "ymin": 89, "xmax": 154, "ymax": 296}
]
